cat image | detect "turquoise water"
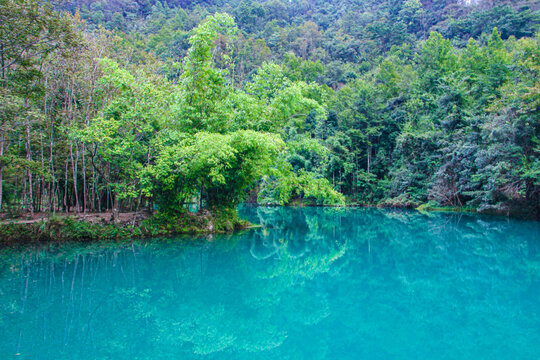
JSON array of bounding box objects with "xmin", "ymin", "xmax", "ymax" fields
[{"xmin": 1, "ymin": 207, "xmax": 539, "ymax": 359}]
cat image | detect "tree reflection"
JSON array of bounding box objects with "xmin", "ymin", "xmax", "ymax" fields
[{"xmin": 0, "ymin": 207, "xmax": 539, "ymax": 359}]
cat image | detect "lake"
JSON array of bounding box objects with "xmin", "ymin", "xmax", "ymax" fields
[{"xmin": 0, "ymin": 206, "xmax": 539, "ymax": 359}]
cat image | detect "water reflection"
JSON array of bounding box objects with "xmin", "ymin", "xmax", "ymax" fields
[{"xmin": 0, "ymin": 207, "xmax": 539, "ymax": 359}]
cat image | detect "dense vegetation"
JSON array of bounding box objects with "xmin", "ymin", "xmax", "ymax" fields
[{"xmin": 1, "ymin": 0, "xmax": 539, "ymax": 221}]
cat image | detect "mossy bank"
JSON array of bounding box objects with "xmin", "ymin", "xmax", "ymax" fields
[{"xmin": 0, "ymin": 208, "xmax": 250, "ymax": 245}]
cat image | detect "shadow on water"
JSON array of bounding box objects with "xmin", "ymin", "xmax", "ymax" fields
[{"xmin": 0, "ymin": 206, "xmax": 539, "ymax": 359}]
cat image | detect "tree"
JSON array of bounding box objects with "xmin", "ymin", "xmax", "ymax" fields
[
  {"xmin": 175, "ymin": 13, "xmax": 236, "ymax": 133},
  {"xmin": 142, "ymin": 130, "xmax": 284, "ymax": 211},
  {"xmin": 0, "ymin": 0, "xmax": 78, "ymax": 211}
]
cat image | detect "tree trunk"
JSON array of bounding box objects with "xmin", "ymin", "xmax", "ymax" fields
[
  {"xmin": 82, "ymin": 144, "xmax": 87, "ymax": 214},
  {"xmin": 64, "ymin": 159, "xmax": 69, "ymax": 214},
  {"xmin": 25, "ymin": 99, "xmax": 34, "ymax": 215},
  {"xmin": 0, "ymin": 130, "xmax": 3, "ymax": 210},
  {"xmin": 367, "ymin": 144, "xmax": 372, "ymax": 174},
  {"xmin": 38, "ymin": 125, "xmax": 45, "ymax": 212},
  {"xmin": 112, "ymin": 193, "xmax": 119, "ymax": 223},
  {"xmin": 70, "ymin": 141, "xmax": 80, "ymax": 214}
]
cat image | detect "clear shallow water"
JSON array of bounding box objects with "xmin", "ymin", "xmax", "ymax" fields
[{"xmin": 0, "ymin": 207, "xmax": 539, "ymax": 360}]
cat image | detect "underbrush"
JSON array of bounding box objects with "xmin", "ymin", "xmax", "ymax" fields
[{"xmin": 0, "ymin": 208, "xmax": 251, "ymax": 245}]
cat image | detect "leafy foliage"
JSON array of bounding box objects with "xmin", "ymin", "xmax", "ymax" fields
[{"xmin": 0, "ymin": 0, "xmax": 538, "ymax": 221}]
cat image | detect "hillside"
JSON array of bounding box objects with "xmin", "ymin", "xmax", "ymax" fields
[{"xmin": 0, "ymin": 0, "xmax": 539, "ymax": 219}]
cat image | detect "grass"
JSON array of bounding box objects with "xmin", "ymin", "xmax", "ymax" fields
[
  {"xmin": 416, "ymin": 202, "xmax": 477, "ymax": 213},
  {"xmin": 0, "ymin": 208, "xmax": 251, "ymax": 246}
]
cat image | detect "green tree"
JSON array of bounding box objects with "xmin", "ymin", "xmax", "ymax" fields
[{"xmin": 175, "ymin": 13, "xmax": 236, "ymax": 133}]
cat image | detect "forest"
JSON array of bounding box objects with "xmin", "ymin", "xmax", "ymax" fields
[{"xmin": 0, "ymin": 0, "xmax": 539, "ymax": 222}]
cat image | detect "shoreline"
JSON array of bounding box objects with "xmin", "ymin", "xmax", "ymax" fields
[
  {"xmin": 0, "ymin": 208, "xmax": 251, "ymax": 246},
  {"xmin": 0, "ymin": 204, "xmax": 536, "ymax": 246},
  {"xmin": 252, "ymin": 202, "xmax": 538, "ymax": 220}
]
